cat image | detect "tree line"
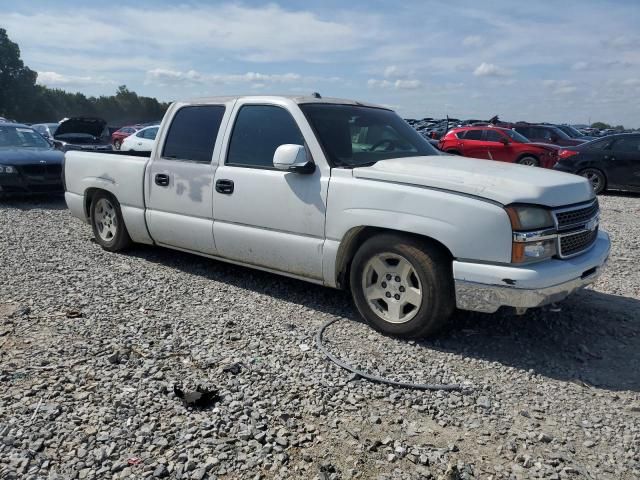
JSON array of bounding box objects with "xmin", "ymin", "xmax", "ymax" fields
[{"xmin": 0, "ymin": 28, "xmax": 169, "ymax": 126}]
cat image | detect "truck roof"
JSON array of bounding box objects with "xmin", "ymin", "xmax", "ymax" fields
[{"xmin": 181, "ymin": 95, "xmax": 390, "ymax": 110}]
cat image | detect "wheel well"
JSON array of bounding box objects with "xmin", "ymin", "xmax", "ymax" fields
[
  {"xmin": 517, "ymin": 153, "xmax": 539, "ymax": 162},
  {"xmin": 335, "ymin": 227, "xmax": 454, "ymax": 289},
  {"xmin": 84, "ymin": 188, "xmax": 111, "ymax": 219}
]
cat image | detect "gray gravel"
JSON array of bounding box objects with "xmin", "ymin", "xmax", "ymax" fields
[{"xmin": 0, "ymin": 193, "xmax": 639, "ymax": 480}]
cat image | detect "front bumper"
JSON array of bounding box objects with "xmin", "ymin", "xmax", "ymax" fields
[
  {"xmin": 454, "ymin": 230, "xmax": 610, "ymax": 313},
  {"xmin": 0, "ymin": 172, "xmax": 63, "ymax": 194}
]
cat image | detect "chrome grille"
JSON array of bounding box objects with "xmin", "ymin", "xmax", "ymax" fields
[
  {"xmin": 553, "ymin": 199, "xmax": 599, "ymax": 258},
  {"xmin": 560, "ymin": 228, "xmax": 598, "ymax": 257},
  {"xmin": 555, "ymin": 199, "xmax": 598, "ymax": 228}
]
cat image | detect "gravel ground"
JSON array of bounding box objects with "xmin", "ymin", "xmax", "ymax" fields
[{"xmin": 0, "ymin": 193, "xmax": 639, "ymax": 480}]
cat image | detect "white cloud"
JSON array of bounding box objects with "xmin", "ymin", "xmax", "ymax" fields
[
  {"xmin": 542, "ymin": 80, "xmax": 577, "ymax": 95},
  {"xmin": 145, "ymin": 69, "xmax": 323, "ymax": 88},
  {"xmin": 463, "ymin": 35, "xmax": 485, "ymax": 47},
  {"xmin": 473, "ymin": 62, "xmax": 512, "ymax": 77},
  {"xmin": 383, "ymin": 65, "xmax": 407, "ymax": 78},
  {"xmin": 37, "ymin": 71, "xmax": 115, "ymax": 87},
  {"xmin": 367, "ymin": 78, "xmax": 422, "ymax": 90}
]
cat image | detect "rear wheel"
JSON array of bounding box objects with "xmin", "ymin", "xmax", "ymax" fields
[
  {"xmin": 579, "ymin": 168, "xmax": 606, "ymax": 194},
  {"xmin": 90, "ymin": 192, "xmax": 132, "ymax": 251},
  {"xmin": 517, "ymin": 156, "xmax": 539, "ymax": 167},
  {"xmin": 350, "ymin": 233, "xmax": 455, "ymax": 339}
]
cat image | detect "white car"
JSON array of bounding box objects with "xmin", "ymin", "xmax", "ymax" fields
[
  {"xmin": 121, "ymin": 125, "xmax": 159, "ymax": 152},
  {"xmin": 63, "ymin": 95, "xmax": 609, "ymax": 338}
]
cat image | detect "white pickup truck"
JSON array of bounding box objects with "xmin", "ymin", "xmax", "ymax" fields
[{"xmin": 64, "ymin": 95, "xmax": 610, "ymax": 338}]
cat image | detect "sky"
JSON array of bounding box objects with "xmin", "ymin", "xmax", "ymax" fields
[{"xmin": 2, "ymin": 0, "xmax": 639, "ymax": 126}]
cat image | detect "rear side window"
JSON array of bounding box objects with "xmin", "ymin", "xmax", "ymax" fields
[
  {"xmin": 464, "ymin": 130, "xmax": 483, "ymax": 140},
  {"xmin": 611, "ymin": 136, "xmax": 640, "ymax": 153},
  {"xmin": 485, "ymin": 130, "xmax": 504, "ymax": 142},
  {"xmin": 226, "ymin": 105, "xmax": 304, "ymax": 168},
  {"xmin": 162, "ymin": 105, "xmax": 226, "ymax": 162}
]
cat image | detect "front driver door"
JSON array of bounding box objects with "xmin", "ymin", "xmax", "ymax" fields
[
  {"xmin": 212, "ymin": 101, "xmax": 328, "ymax": 280},
  {"xmin": 483, "ymin": 129, "xmax": 510, "ymax": 161}
]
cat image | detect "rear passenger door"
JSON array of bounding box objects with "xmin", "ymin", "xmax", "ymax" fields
[
  {"xmin": 606, "ymin": 136, "xmax": 640, "ymax": 188},
  {"xmin": 145, "ymin": 103, "xmax": 230, "ymax": 254},
  {"xmin": 212, "ymin": 100, "xmax": 328, "ymax": 280},
  {"xmin": 460, "ymin": 129, "xmax": 486, "ymax": 159}
]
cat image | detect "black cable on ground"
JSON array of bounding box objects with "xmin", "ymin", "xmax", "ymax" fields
[{"xmin": 316, "ymin": 317, "xmax": 464, "ymax": 391}]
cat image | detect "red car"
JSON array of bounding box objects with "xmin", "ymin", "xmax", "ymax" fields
[
  {"xmin": 111, "ymin": 126, "xmax": 139, "ymax": 150},
  {"xmin": 438, "ymin": 126, "xmax": 559, "ymax": 168}
]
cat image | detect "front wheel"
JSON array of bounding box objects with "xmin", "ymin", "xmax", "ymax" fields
[
  {"xmin": 113, "ymin": 140, "xmax": 121, "ymax": 150},
  {"xmin": 579, "ymin": 168, "xmax": 606, "ymax": 194},
  {"xmin": 350, "ymin": 233, "xmax": 455, "ymax": 338},
  {"xmin": 90, "ymin": 192, "xmax": 132, "ymax": 251}
]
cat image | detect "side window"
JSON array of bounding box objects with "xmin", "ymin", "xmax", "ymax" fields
[
  {"xmin": 455, "ymin": 131, "xmax": 466, "ymax": 139},
  {"xmin": 611, "ymin": 137, "xmax": 640, "ymax": 153},
  {"xmin": 162, "ymin": 105, "xmax": 226, "ymax": 162},
  {"xmin": 515, "ymin": 127, "xmax": 530, "ymax": 138},
  {"xmin": 485, "ymin": 130, "xmax": 504, "ymax": 142},
  {"xmin": 464, "ymin": 130, "xmax": 483, "ymax": 140},
  {"xmin": 227, "ymin": 105, "xmax": 304, "ymax": 168},
  {"xmin": 145, "ymin": 127, "xmax": 158, "ymax": 140}
]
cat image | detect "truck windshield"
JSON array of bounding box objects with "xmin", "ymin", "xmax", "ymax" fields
[{"xmin": 300, "ymin": 104, "xmax": 439, "ymax": 167}]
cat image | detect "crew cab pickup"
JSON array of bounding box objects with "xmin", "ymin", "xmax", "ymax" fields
[{"xmin": 64, "ymin": 95, "xmax": 610, "ymax": 338}]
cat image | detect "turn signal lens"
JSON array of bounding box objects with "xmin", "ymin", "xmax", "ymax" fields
[{"xmin": 512, "ymin": 239, "xmax": 557, "ymax": 263}]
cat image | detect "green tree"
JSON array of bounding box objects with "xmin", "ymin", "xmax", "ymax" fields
[
  {"xmin": 591, "ymin": 121, "xmax": 611, "ymax": 130},
  {"xmin": 0, "ymin": 28, "xmax": 38, "ymax": 119}
]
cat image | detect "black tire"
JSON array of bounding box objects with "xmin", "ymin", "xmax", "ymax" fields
[
  {"xmin": 579, "ymin": 168, "xmax": 606, "ymax": 194},
  {"xmin": 113, "ymin": 140, "xmax": 121, "ymax": 150},
  {"xmin": 445, "ymin": 150, "xmax": 460, "ymax": 155},
  {"xmin": 517, "ymin": 156, "xmax": 539, "ymax": 167},
  {"xmin": 90, "ymin": 191, "xmax": 132, "ymax": 252},
  {"xmin": 349, "ymin": 233, "xmax": 455, "ymax": 339}
]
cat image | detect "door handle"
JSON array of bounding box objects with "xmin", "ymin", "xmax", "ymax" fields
[
  {"xmin": 155, "ymin": 173, "xmax": 170, "ymax": 186},
  {"xmin": 215, "ymin": 179, "xmax": 234, "ymax": 194}
]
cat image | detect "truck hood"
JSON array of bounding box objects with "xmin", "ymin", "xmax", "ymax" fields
[
  {"xmin": 352, "ymin": 155, "xmax": 593, "ymax": 207},
  {"xmin": 55, "ymin": 117, "xmax": 106, "ymax": 138}
]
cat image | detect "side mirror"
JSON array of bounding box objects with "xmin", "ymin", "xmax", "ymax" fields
[{"xmin": 273, "ymin": 144, "xmax": 315, "ymax": 174}]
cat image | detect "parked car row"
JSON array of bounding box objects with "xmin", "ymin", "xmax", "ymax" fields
[{"xmin": 406, "ymin": 116, "xmax": 640, "ymax": 194}]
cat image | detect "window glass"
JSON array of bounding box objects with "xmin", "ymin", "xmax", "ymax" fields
[
  {"xmin": 455, "ymin": 131, "xmax": 466, "ymax": 139},
  {"xmin": 485, "ymin": 130, "xmax": 504, "ymax": 142},
  {"xmin": 514, "ymin": 127, "xmax": 530, "ymax": 138},
  {"xmin": 0, "ymin": 126, "xmax": 50, "ymax": 148},
  {"xmin": 611, "ymin": 136, "xmax": 640, "ymax": 153},
  {"xmin": 162, "ymin": 105, "xmax": 225, "ymax": 162},
  {"xmin": 300, "ymin": 104, "xmax": 438, "ymax": 167},
  {"xmin": 464, "ymin": 130, "xmax": 483, "ymax": 140},
  {"xmin": 227, "ymin": 105, "xmax": 304, "ymax": 168}
]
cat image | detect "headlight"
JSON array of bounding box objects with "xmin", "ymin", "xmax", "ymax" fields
[
  {"xmin": 0, "ymin": 165, "xmax": 17, "ymax": 174},
  {"xmin": 505, "ymin": 205, "xmax": 554, "ymax": 230},
  {"xmin": 506, "ymin": 205, "xmax": 557, "ymax": 263}
]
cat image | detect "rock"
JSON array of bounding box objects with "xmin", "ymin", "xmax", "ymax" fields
[{"xmin": 153, "ymin": 464, "xmax": 169, "ymax": 478}]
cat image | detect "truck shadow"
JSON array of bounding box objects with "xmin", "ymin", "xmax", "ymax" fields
[{"xmin": 126, "ymin": 244, "xmax": 639, "ymax": 393}]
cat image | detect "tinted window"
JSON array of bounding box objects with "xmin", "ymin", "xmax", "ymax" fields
[
  {"xmin": 455, "ymin": 131, "xmax": 466, "ymax": 139},
  {"xmin": 611, "ymin": 136, "xmax": 640, "ymax": 153},
  {"xmin": 514, "ymin": 127, "xmax": 530, "ymax": 138},
  {"xmin": 464, "ymin": 130, "xmax": 483, "ymax": 140},
  {"xmin": 301, "ymin": 104, "xmax": 438, "ymax": 167},
  {"xmin": 163, "ymin": 105, "xmax": 225, "ymax": 162},
  {"xmin": 485, "ymin": 130, "xmax": 504, "ymax": 142},
  {"xmin": 227, "ymin": 105, "xmax": 304, "ymax": 168}
]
